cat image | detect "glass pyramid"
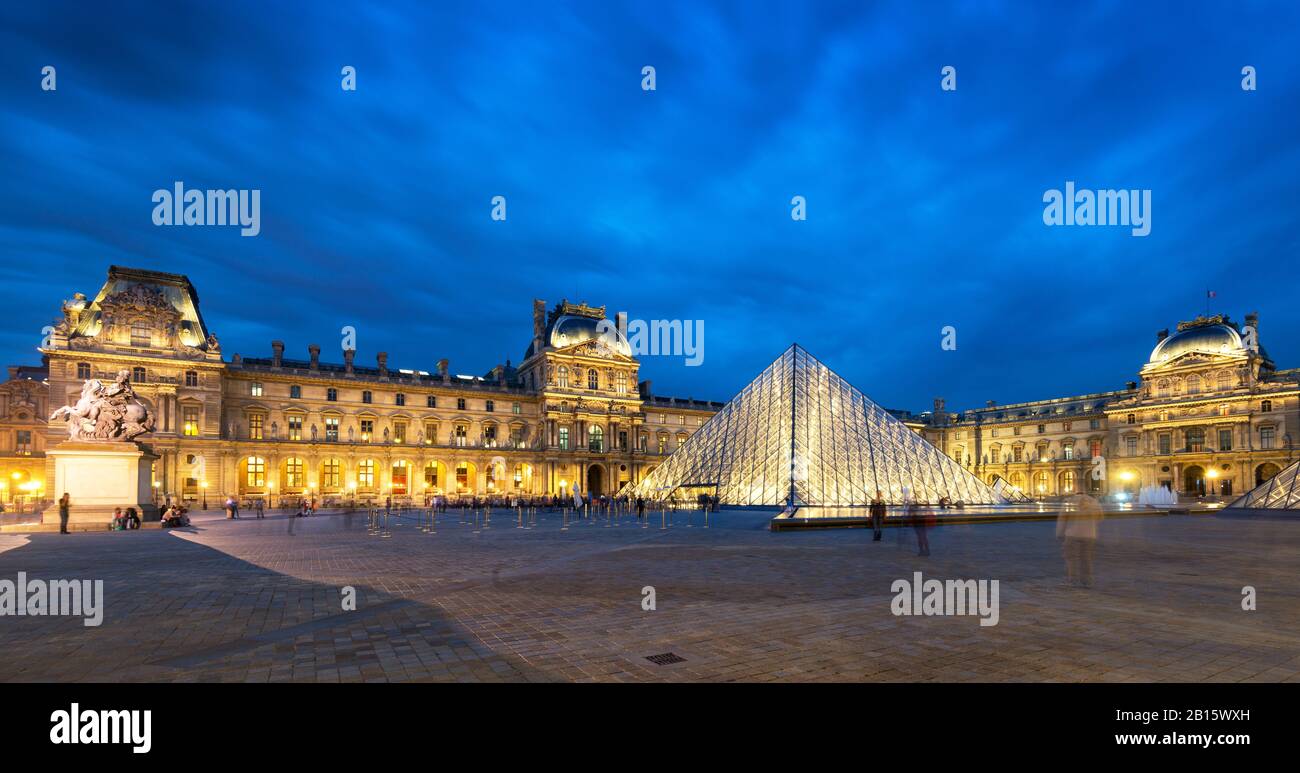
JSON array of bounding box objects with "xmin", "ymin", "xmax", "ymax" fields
[
  {"xmin": 1228, "ymin": 460, "xmax": 1300, "ymax": 510},
  {"xmin": 630, "ymin": 344, "xmax": 1004, "ymax": 507}
]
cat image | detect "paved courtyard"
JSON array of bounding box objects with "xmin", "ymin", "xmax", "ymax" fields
[{"xmin": 1, "ymin": 507, "xmax": 1297, "ymax": 682}]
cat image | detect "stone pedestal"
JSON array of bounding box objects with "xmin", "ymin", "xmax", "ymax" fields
[{"xmin": 46, "ymin": 441, "xmax": 160, "ymax": 530}]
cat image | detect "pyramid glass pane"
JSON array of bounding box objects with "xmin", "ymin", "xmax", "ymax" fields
[
  {"xmin": 630, "ymin": 344, "xmax": 1005, "ymax": 506},
  {"xmin": 1229, "ymin": 459, "xmax": 1300, "ymax": 509}
]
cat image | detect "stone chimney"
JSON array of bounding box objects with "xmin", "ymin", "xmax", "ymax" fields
[
  {"xmin": 437, "ymin": 358, "xmax": 449, "ymax": 383},
  {"xmin": 343, "ymin": 347, "xmax": 355, "ymax": 376},
  {"xmin": 1156, "ymin": 328, "xmax": 1169, "ymax": 343},
  {"xmin": 308, "ymin": 344, "xmax": 320, "ymax": 371},
  {"xmin": 377, "ymin": 352, "xmax": 388, "ymax": 379},
  {"xmin": 985, "ymin": 400, "xmax": 996, "ymax": 409},
  {"xmin": 271, "ymin": 340, "xmax": 284, "ymax": 368},
  {"xmin": 532, "ymin": 299, "xmax": 546, "ymax": 351}
]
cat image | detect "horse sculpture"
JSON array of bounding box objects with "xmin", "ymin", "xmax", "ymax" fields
[{"xmin": 50, "ymin": 372, "xmax": 156, "ymax": 441}]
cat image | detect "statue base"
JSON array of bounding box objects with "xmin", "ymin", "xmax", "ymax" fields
[{"xmin": 45, "ymin": 441, "xmax": 161, "ymax": 529}]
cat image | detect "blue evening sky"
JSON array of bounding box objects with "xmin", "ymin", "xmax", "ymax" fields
[{"xmin": 1, "ymin": 1, "xmax": 1297, "ymax": 412}]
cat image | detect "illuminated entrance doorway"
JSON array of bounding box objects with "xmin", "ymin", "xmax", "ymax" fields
[
  {"xmin": 1184, "ymin": 465, "xmax": 1206, "ymax": 496},
  {"xmin": 586, "ymin": 464, "xmax": 604, "ymax": 496}
]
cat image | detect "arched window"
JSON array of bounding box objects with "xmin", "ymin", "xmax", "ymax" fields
[
  {"xmin": 245, "ymin": 457, "xmax": 266, "ymax": 488},
  {"xmin": 391, "ymin": 460, "xmax": 408, "ymax": 495},
  {"xmin": 1033, "ymin": 471, "xmax": 1049, "ymax": 494},
  {"xmin": 587, "ymin": 369, "xmax": 599, "ymax": 390},
  {"xmin": 321, "ymin": 459, "xmax": 341, "ymax": 488},
  {"xmin": 284, "ymin": 458, "xmax": 304, "ymax": 489},
  {"xmin": 1060, "ymin": 470, "xmax": 1076, "ymax": 494},
  {"xmin": 588, "ymin": 425, "xmax": 604, "ymax": 452},
  {"xmin": 557, "ymin": 366, "xmax": 569, "ymax": 388}
]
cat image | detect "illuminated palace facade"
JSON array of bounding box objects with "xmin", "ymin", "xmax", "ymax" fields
[
  {"xmin": 0, "ymin": 264, "xmax": 1294, "ymax": 507},
  {"xmin": 920, "ymin": 313, "xmax": 1298, "ymax": 499},
  {"xmin": 18, "ymin": 266, "xmax": 721, "ymax": 506}
]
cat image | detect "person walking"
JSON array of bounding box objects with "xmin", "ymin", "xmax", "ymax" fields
[
  {"xmin": 907, "ymin": 496, "xmax": 931, "ymax": 556},
  {"xmin": 636, "ymin": 495, "xmax": 646, "ymax": 521},
  {"xmin": 1057, "ymin": 491, "xmax": 1102, "ymax": 587},
  {"xmin": 868, "ymin": 490, "xmax": 886, "ymax": 542},
  {"xmin": 58, "ymin": 493, "xmax": 70, "ymax": 534}
]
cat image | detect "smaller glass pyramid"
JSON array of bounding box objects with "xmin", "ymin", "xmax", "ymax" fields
[
  {"xmin": 1227, "ymin": 460, "xmax": 1300, "ymax": 510},
  {"xmin": 630, "ymin": 344, "xmax": 1005, "ymax": 507}
]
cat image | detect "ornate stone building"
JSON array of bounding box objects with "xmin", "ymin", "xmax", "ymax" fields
[
  {"xmin": 35, "ymin": 266, "xmax": 721, "ymax": 507},
  {"xmin": 921, "ymin": 314, "xmax": 1298, "ymax": 499},
  {"xmin": 7, "ymin": 265, "xmax": 1295, "ymax": 508}
]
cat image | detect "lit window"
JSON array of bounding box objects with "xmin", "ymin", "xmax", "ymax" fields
[
  {"xmin": 391, "ymin": 460, "xmax": 408, "ymax": 495},
  {"xmin": 357, "ymin": 459, "xmax": 375, "ymax": 488},
  {"xmin": 455, "ymin": 424, "xmax": 467, "ymax": 446},
  {"xmin": 616, "ymin": 372, "xmax": 627, "ymax": 394},
  {"xmin": 558, "ymin": 367, "xmax": 569, "ymax": 388},
  {"xmin": 248, "ymin": 414, "xmax": 264, "ymax": 440},
  {"xmin": 512, "ymin": 402, "xmax": 521, "ymax": 414},
  {"xmin": 424, "ymin": 422, "xmax": 437, "ymax": 444},
  {"xmin": 251, "ymin": 382, "xmax": 263, "ymax": 397},
  {"xmin": 285, "ymin": 458, "xmax": 304, "ymax": 488},
  {"xmin": 131, "ymin": 323, "xmax": 151, "ymax": 347},
  {"xmin": 484, "ymin": 424, "xmax": 497, "ymax": 447},
  {"xmin": 558, "ymin": 427, "xmax": 569, "ymax": 450},
  {"xmin": 360, "ymin": 419, "xmax": 373, "ymax": 442},
  {"xmin": 245, "ymin": 456, "xmax": 266, "ymax": 487},
  {"xmin": 393, "ymin": 421, "xmax": 406, "ymax": 444},
  {"xmin": 183, "ymin": 407, "xmax": 200, "ymax": 437},
  {"xmin": 325, "ymin": 417, "xmax": 339, "ymax": 442},
  {"xmin": 288, "ymin": 415, "xmax": 303, "ymax": 441},
  {"xmin": 322, "ymin": 459, "xmax": 341, "ymax": 488}
]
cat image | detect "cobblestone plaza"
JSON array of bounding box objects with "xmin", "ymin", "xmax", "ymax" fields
[{"xmin": 2, "ymin": 509, "xmax": 1296, "ymax": 683}]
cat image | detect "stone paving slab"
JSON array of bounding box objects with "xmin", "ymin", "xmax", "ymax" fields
[{"xmin": 0, "ymin": 508, "xmax": 1296, "ymax": 682}]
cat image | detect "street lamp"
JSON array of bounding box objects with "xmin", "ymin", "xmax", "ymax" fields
[{"xmin": 201, "ymin": 480, "xmax": 209, "ymax": 510}]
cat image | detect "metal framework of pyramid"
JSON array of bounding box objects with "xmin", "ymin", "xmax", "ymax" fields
[
  {"xmin": 630, "ymin": 344, "xmax": 1004, "ymax": 507},
  {"xmin": 1227, "ymin": 459, "xmax": 1300, "ymax": 510}
]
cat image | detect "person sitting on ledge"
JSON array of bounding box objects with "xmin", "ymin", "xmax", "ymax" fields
[
  {"xmin": 161, "ymin": 505, "xmax": 190, "ymax": 528},
  {"xmin": 125, "ymin": 507, "xmax": 141, "ymax": 529},
  {"xmin": 111, "ymin": 507, "xmax": 126, "ymax": 530}
]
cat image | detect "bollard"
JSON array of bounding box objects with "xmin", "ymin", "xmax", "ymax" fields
[{"xmin": 562, "ymin": 506, "xmax": 568, "ymax": 531}]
